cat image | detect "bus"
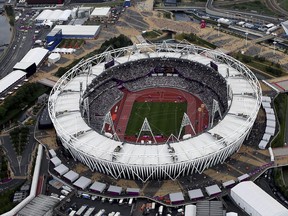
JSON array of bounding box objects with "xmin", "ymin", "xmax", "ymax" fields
[
  {"xmin": 76, "ymin": 205, "xmax": 88, "ymax": 216},
  {"xmin": 69, "ymin": 210, "xmax": 76, "ymax": 216},
  {"xmin": 83, "ymin": 207, "xmax": 95, "ymax": 216},
  {"xmin": 95, "ymin": 209, "xmax": 105, "ymax": 216}
]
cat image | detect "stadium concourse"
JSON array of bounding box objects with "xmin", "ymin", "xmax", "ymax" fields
[{"xmin": 48, "ymin": 42, "xmax": 262, "ymax": 182}]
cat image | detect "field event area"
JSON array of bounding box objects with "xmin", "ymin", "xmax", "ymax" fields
[{"xmin": 125, "ymin": 102, "xmax": 187, "ymax": 137}]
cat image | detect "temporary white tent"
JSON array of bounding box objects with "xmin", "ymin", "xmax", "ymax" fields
[
  {"xmin": 169, "ymin": 192, "xmax": 184, "ymax": 204},
  {"xmin": 48, "ymin": 53, "xmax": 61, "ymax": 64},
  {"xmin": 259, "ymin": 140, "xmax": 268, "ymax": 149},
  {"xmin": 188, "ymin": 189, "xmax": 204, "ymax": 200},
  {"xmin": 54, "ymin": 164, "xmax": 69, "ymax": 176},
  {"xmin": 59, "ymin": 10, "xmax": 72, "ymax": 21},
  {"xmin": 265, "ymin": 126, "xmax": 275, "ymax": 136},
  {"xmin": 266, "ymin": 114, "xmax": 276, "ymax": 121},
  {"xmin": 262, "ymin": 96, "xmax": 271, "ymax": 103},
  {"xmin": 89, "ymin": 181, "xmax": 106, "ymax": 193},
  {"xmin": 237, "ymin": 173, "xmax": 250, "ymax": 182},
  {"xmin": 49, "ymin": 149, "xmax": 56, "ymax": 158},
  {"xmin": 231, "ymin": 181, "xmax": 288, "ymax": 216},
  {"xmin": 265, "ymin": 108, "xmax": 274, "ymax": 114},
  {"xmin": 262, "ymin": 102, "xmax": 271, "ymax": 108},
  {"xmin": 50, "ymin": 157, "xmax": 61, "ymax": 167},
  {"xmin": 263, "ymin": 133, "xmax": 271, "ymax": 141},
  {"xmin": 205, "ymin": 185, "xmax": 221, "ymax": 196},
  {"xmin": 107, "ymin": 185, "xmax": 122, "ymax": 195},
  {"xmin": 281, "ymin": 20, "xmax": 288, "ymax": 35},
  {"xmin": 126, "ymin": 188, "xmax": 140, "ymax": 195},
  {"xmin": 63, "ymin": 170, "xmax": 79, "ymax": 182},
  {"xmin": 267, "ymin": 120, "xmax": 276, "ymax": 128},
  {"xmin": 222, "ymin": 180, "xmax": 236, "ymax": 188},
  {"xmin": 73, "ymin": 176, "xmax": 91, "ymax": 190}
]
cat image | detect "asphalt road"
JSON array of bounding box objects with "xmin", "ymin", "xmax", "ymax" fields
[
  {"xmin": 0, "ymin": 178, "xmax": 25, "ymax": 192},
  {"xmin": 0, "ymin": 9, "xmax": 49, "ymax": 78},
  {"xmin": 0, "ymin": 126, "xmax": 35, "ymax": 177}
]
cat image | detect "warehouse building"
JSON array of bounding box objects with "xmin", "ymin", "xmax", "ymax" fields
[
  {"xmin": 90, "ymin": 7, "xmax": 111, "ymax": 20},
  {"xmin": 13, "ymin": 62, "xmax": 36, "ymax": 77},
  {"xmin": 51, "ymin": 25, "xmax": 100, "ymax": 39},
  {"xmin": 46, "ymin": 28, "xmax": 63, "ymax": 51},
  {"xmin": 17, "ymin": 195, "xmax": 59, "ymax": 216},
  {"xmin": 15, "ymin": 47, "xmax": 49, "ymax": 69},
  {"xmin": 0, "ymin": 70, "xmax": 26, "ymax": 98},
  {"xmin": 26, "ymin": 0, "xmax": 64, "ymax": 4},
  {"xmin": 231, "ymin": 181, "xmax": 288, "ymax": 216}
]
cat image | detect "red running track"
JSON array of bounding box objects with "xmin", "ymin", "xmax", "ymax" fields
[{"xmin": 107, "ymin": 87, "xmax": 209, "ymax": 143}]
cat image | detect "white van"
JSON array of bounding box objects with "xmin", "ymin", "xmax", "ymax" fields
[
  {"xmin": 118, "ymin": 198, "xmax": 124, "ymax": 205},
  {"xmin": 62, "ymin": 185, "xmax": 72, "ymax": 192},
  {"xmin": 61, "ymin": 189, "xmax": 69, "ymax": 196},
  {"xmin": 158, "ymin": 206, "xmax": 163, "ymax": 215},
  {"xmin": 128, "ymin": 198, "xmax": 133, "ymax": 206}
]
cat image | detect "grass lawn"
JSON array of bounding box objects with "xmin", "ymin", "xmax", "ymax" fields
[
  {"xmin": 125, "ymin": 102, "xmax": 187, "ymax": 137},
  {"xmin": 220, "ymin": 0, "xmax": 274, "ymax": 15},
  {"xmin": 279, "ymin": 0, "xmax": 288, "ymax": 13},
  {"xmin": 272, "ymin": 93, "xmax": 287, "ymax": 148}
]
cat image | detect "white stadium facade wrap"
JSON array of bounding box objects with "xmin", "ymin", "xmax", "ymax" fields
[{"xmin": 48, "ymin": 43, "xmax": 262, "ymax": 182}]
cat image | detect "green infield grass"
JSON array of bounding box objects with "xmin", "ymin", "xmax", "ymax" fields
[{"xmin": 125, "ymin": 102, "xmax": 187, "ymax": 137}]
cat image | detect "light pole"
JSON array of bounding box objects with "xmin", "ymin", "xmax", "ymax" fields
[
  {"xmin": 217, "ymin": 23, "xmax": 221, "ymax": 36},
  {"xmin": 273, "ymin": 41, "xmax": 277, "ymax": 55},
  {"xmin": 245, "ymin": 32, "xmax": 249, "ymax": 46}
]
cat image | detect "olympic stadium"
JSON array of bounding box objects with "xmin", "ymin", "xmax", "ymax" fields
[{"xmin": 48, "ymin": 42, "xmax": 262, "ymax": 182}]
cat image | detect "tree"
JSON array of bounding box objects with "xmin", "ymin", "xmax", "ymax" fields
[{"xmin": 0, "ymin": 107, "xmax": 6, "ymax": 119}]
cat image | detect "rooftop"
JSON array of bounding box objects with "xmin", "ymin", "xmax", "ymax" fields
[{"xmin": 17, "ymin": 195, "xmax": 59, "ymax": 216}]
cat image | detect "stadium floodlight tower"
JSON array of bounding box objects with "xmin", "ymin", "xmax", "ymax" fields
[
  {"xmin": 136, "ymin": 118, "xmax": 157, "ymax": 144},
  {"xmin": 178, "ymin": 112, "xmax": 196, "ymax": 140},
  {"xmin": 48, "ymin": 41, "xmax": 262, "ymax": 182},
  {"xmin": 210, "ymin": 99, "xmax": 222, "ymax": 127}
]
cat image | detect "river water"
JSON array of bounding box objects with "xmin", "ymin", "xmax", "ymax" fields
[{"xmin": 0, "ymin": 4, "xmax": 12, "ymax": 53}]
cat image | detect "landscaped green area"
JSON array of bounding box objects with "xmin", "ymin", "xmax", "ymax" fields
[
  {"xmin": 55, "ymin": 34, "xmax": 133, "ymax": 78},
  {"xmin": 125, "ymin": 102, "xmax": 187, "ymax": 137},
  {"xmin": 4, "ymin": 5, "xmax": 14, "ymax": 26},
  {"xmin": 0, "ymin": 147, "xmax": 9, "ymax": 180},
  {"xmin": 162, "ymin": 11, "xmax": 172, "ymax": 19},
  {"xmin": 0, "ymin": 189, "xmax": 17, "ymax": 214},
  {"xmin": 220, "ymin": 0, "xmax": 274, "ymax": 15},
  {"xmin": 271, "ymin": 93, "xmax": 287, "ymax": 148},
  {"xmin": 233, "ymin": 53, "xmax": 284, "ymax": 77},
  {"xmin": 10, "ymin": 127, "xmax": 30, "ymax": 155},
  {"xmin": 0, "ymin": 83, "xmax": 49, "ymax": 125},
  {"xmin": 279, "ymin": 0, "xmax": 288, "ymax": 12},
  {"xmin": 142, "ymin": 30, "xmax": 162, "ymax": 40},
  {"xmin": 175, "ymin": 33, "xmax": 217, "ymax": 49},
  {"xmin": 58, "ymin": 39, "xmax": 84, "ymax": 49}
]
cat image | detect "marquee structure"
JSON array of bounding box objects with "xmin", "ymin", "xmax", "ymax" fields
[{"xmin": 48, "ymin": 42, "xmax": 262, "ymax": 182}]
